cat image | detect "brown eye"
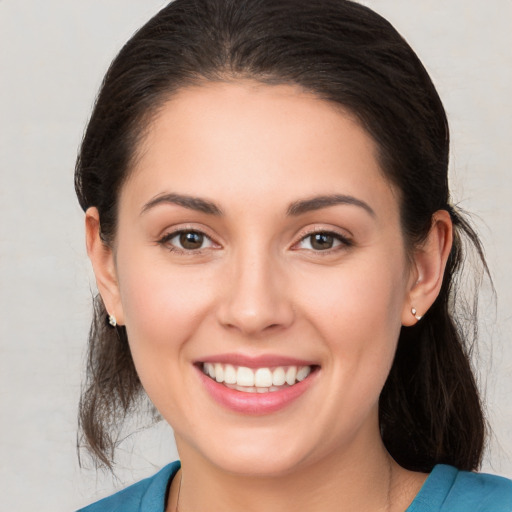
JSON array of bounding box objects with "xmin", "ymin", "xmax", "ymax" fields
[
  {"xmin": 310, "ymin": 233, "xmax": 335, "ymax": 250},
  {"xmin": 179, "ymin": 231, "xmax": 205, "ymax": 250},
  {"xmin": 295, "ymin": 231, "xmax": 351, "ymax": 252},
  {"xmin": 159, "ymin": 229, "xmax": 215, "ymax": 252}
]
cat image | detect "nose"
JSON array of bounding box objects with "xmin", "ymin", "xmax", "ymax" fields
[{"xmin": 216, "ymin": 247, "xmax": 295, "ymax": 337}]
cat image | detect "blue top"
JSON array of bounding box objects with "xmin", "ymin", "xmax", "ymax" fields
[{"xmin": 77, "ymin": 461, "xmax": 512, "ymax": 511}]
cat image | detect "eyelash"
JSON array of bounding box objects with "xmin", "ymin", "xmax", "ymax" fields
[
  {"xmin": 157, "ymin": 227, "xmax": 352, "ymax": 255},
  {"xmin": 157, "ymin": 229, "xmax": 217, "ymax": 254},
  {"xmin": 293, "ymin": 229, "xmax": 353, "ymax": 253}
]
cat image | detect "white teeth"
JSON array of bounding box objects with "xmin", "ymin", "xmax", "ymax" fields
[
  {"xmin": 203, "ymin": 362, "xmax": 314, "ymax": 392},
  {"xmin": 214, "ymin": 363, "xmax": 224, "ymax": 383},
  {"xmin": 224, "ymin": 364, "xmax": 237, "ymax": 384},
  {"xmin": 285, "ymin": 366, "xmax": 297, "ymax": 385},
  {"xmin": 272, "ymin": 367, "xmax": 286, "ymax": 386},
  {"xmin": 296, "ymin": 366, "xmax": 311, "ymax": 382},
  {"xmin": 205, "ymin": 363, "xmax": 215, "ymax": 379},
  {"xmin": 237, "ymin": 366, "xmax": 255, "ymax": 387},
  {"xmin": 235, "ymin": 385, "xmax": 257, "ymax": 393},
  {"xmin": 254, "ymin": 368, "xmax": 273, "ymax": 387}
]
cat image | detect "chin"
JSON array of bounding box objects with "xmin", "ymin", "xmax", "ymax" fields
[
  {"xmin": 212, "ymin": 449, "xmax": 309, "ymax": 478},
  {"xmin": 177, "ymin": 425, "xmax": 318, "ymax": 478}
]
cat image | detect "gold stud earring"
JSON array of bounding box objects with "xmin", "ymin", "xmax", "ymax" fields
[
  {"xmin": 411, "ymin": 307, "xmax": 422, "ymax": 321},
  {"xmin": 108, "ymin": 314, "xmax": 117, "ymax": 327}
]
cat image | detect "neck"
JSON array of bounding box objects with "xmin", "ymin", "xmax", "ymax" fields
[{"xmin": 169, "ymin": 428, "xmax": 418, "ymax": 512}]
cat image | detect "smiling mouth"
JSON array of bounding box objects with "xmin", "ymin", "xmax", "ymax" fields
[{"xmin": 200, "ymin": 363, "xmax": 315, "ymax": 393}]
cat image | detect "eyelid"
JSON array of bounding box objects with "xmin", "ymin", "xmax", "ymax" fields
[
  {"xmin": 157, "ymin": 225, "xmax": 221, "ymax": 253},
  {"xmin": 292, "ymin": 226, "xmax": 353, "ymax": 251}
]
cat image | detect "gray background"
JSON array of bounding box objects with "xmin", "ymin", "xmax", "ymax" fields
[{"xmin": 1, "ymin": 1, "xmax": 511, "ymax": 510}]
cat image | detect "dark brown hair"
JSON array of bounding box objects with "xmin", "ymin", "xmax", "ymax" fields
[{"xmin": 75, "ymin": 0, "xmax": 487, "ymax": 471}]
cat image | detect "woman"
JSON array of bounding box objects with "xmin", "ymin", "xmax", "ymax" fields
[{"xmin": 75, "ymin": 0, "xmax": 512, "ymax": 510}]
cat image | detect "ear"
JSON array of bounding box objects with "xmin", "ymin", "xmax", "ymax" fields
[
  {"xmin": 85, "ymin": 207, "xmax": 125, "ymax": 325},
  {"xmin": 401, "ymin": 210, "xmax": 453, "ymax": 326}
]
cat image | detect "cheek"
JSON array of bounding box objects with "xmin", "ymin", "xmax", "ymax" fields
[
  {"xmin": 295, "ymin": 251, "xmax": 407, "ymax": 370},
  {"xmin": 116, "ymin": 255, "xmax": 217, "ymax": 361},
  {"xmin": 115, "ymin": 257, "xmax": 222, "ymax": 421}
]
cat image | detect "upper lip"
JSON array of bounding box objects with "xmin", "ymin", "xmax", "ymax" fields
[{"xmin": 196, "ymin": 353, "xmax": 318, "ymax": 368}]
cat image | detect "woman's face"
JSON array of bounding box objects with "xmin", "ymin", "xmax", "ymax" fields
[{"xmin": 99, "ymin": 81, "xmax": 420, "ymax": 475}]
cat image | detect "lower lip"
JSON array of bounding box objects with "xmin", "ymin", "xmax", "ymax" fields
[{"xmin": 196, "ymin": 366, "xmax": 318, "ymax": 415}]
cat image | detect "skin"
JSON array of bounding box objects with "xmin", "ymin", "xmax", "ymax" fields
[{"xmin": 86, "ymin": 81, "xmax": 452, "ymax": 512}]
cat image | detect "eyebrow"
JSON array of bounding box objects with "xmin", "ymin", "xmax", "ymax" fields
[
  {"xmin": 287, "ymin": 194, "xmax": 375, "ymax": 217},
  {"xmin": 140, "ymin": 193, "xmax": 223, "ymax": 216},
  {"xmin": 140, "ymin": 192, "xmax": 374, "ymax": 218}
]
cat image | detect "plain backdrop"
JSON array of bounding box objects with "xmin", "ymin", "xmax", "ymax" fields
[{"xmin": 1, "ymin": 1, "xmax": 511, "ymax": 510}]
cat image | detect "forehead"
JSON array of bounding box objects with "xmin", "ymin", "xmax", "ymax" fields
[{"xmin": 123, "ymin": 81, "xmax": 398, "ymax": 219}]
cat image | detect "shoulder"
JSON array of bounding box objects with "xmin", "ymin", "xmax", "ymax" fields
[
  {"xmin": 76, "ymin": 461, "xmax": 181, "ymax": 512},
  {"xmin": 408, "ymin": 464, "xmax": 512, "ymax": 512},
  {"xmin": 446, "ymin": 466, "xmax": 512, "ymax": 511}
]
